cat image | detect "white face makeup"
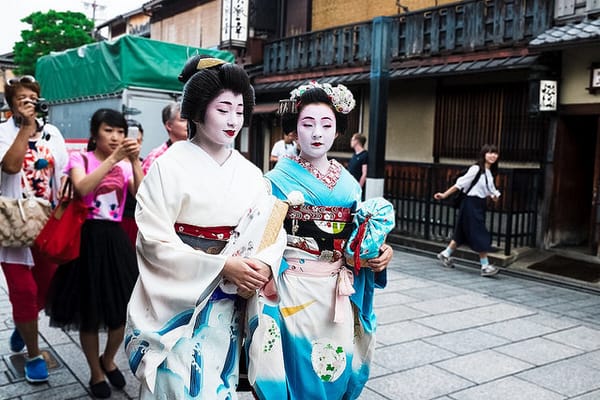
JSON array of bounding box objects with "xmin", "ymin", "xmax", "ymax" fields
[
  {"xmin": 195, "ymin": 90, "xmax": 244, "ymax": 148},
  {"xmin": 296, "ymin": 103, "xmax": 337, "ymax": 162}
]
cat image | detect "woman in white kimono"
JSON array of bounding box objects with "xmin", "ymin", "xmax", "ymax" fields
[
  {"xmin": 125, "ymin": 55, "xmax": 285, "ymax": 399},
  {"xmin": 247, "ymin": 82, "xmax": 394, "ymax": 399}
]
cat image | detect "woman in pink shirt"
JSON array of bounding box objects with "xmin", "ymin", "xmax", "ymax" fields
[{"xmin": 45, "ymin": 108, "xmax": 143, "ymax": 398}]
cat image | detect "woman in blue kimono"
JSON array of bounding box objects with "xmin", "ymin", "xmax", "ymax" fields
[{"xmin": 246, "ymin": 81, "xmax": 393, "ymax": 399}]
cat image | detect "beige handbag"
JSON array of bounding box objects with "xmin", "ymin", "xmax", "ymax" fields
[{"xmin": 0, "ymin": 170, "xmax": 52, "ymax": 248}]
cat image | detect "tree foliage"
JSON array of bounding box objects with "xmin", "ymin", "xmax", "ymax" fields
[{"xmin": 13, "ymin": 10, "xmax": 95, "ymax": 75}]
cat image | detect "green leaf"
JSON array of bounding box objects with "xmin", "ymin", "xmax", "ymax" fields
[{"xmin": 13, "ymin": 10, "xmax": 94, "ymax": 75}]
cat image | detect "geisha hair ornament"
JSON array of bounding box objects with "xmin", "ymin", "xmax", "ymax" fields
[
  {"xmin": 289, "ymin": 80, "xmax": 356, "ymax": 114},
  {"xmin": 195, "ymin": 57, "xmax": 226, "ymax": 70}
]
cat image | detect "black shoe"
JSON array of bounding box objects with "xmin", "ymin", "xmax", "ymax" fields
[
  {"xmin": 89, "ymin": 380, "xmax": 111, "ymax": 398},
  {"xmin": 100, "ymin": 355, "xmax": 126, "ymax": 389}
]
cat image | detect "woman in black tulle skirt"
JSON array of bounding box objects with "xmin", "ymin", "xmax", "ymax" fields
[{"xmin": 45, "ymin": 109, "xmax": 143, "ymax": 399}]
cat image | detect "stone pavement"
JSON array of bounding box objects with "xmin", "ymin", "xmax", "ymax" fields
[{"xmin": 1, "ymin": 247, "xmax": 600, "ymax": 399}]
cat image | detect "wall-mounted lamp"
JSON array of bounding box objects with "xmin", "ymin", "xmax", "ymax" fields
[
  {"xmin": 529, "ymin": 79, "xmax": 558, "ymax": 113},
  {"xmin": 587, "ymin": 63, "xmax": 600, "ymax": 94},
  {"xmin": 220, "ymin": 0, "xmax": 249, "ymax": 49},
  {"xmin": 539, "ymin": 80, "xmax": 558, "ymax": 111}
]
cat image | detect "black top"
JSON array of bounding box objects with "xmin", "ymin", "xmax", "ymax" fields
[{"xmin": 347, "ymin": 150, "xmax": 368, "ymax": 183}]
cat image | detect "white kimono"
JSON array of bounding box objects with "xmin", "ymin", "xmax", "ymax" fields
[{"xmin": 125, "ymin": 141, "xmax": 285, "ymax": 399}]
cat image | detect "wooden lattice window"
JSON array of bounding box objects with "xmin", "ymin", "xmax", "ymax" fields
[{"xmin": 433, "ymin": 82, "xmax": 548, "ymax": 162}]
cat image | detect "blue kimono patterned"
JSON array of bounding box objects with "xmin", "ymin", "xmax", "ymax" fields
[{"xmin": 246, "ymin": 157, "xmax": 387, "ymax": 400}]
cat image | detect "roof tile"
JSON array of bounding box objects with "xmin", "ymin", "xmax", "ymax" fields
[{"xmin": 531, "ymin": 20, "xmax": 600, "ymax": 47}]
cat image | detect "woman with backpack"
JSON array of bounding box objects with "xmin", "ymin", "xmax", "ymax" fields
[{"xmin": 433, "ymin": 144, "xmax": 501, "ymax": 277}]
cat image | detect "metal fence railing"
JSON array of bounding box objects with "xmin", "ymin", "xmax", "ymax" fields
[{"xmin": 384, "ymin": 161, "xmax": 541, "ymax": 255}]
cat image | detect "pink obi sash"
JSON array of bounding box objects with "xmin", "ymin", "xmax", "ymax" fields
[{"xmin": 284, "ymin": 257, "xmax": 355, "ymax": 323}]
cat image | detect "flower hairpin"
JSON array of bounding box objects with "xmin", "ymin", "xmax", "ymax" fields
[{"xmin": 289, "ymin": 81, "xmax": 356, "ymax": 114}]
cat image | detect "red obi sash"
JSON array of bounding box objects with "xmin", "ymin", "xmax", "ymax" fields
[
  {"xmin": 174, "ymin": 223, "xmax": 234, "ymax": 254},
  {"xmin": 174, "ymin": 223, "xmax": 233, "ymax": 240}
]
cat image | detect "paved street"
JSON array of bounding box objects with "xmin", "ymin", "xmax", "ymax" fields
[{"xmin": 1, "ymin": 247, "xmax": 600, "ymax": 399}]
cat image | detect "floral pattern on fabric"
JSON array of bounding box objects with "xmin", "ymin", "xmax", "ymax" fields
[
  {"xmin": 23, "ymin": 141, "xmax": 55, "ymax": 201},
  {"xmin": 311, "ymin": 339, "xmax": 346, "ymax": 383},
  {"xmin": 292, "ymin": 156, "xmax": 342, "ymax": 190}
]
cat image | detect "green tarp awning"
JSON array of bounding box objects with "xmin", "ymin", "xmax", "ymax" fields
[{"xmin": 36, "ymin": 35, "xmax": 235, "ymax": 101}]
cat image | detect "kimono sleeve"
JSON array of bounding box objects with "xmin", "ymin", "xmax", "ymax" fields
[{"xmin": 132, "ymin": 159, "xmax": 227, "ymax": 325}]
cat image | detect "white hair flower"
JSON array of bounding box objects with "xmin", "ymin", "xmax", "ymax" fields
[{"xmin": 289, "ymin": 81, "xmax": 356, "ymax": 114}]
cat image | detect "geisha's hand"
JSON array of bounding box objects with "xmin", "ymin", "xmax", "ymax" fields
[
  {"xmin": 367, "ymin": 244, "xmax": 393, "ymax": 273},
  {"xmin": 222, "ymin": 256, "xmax": 269, "ymax": 292},
  {"xmin": 245, "ymin": 258, "xmax": 272, "ymax": 280},
  {"xmin": 236, "ymin": 259, "xmax": 272, "ymax": 298}
]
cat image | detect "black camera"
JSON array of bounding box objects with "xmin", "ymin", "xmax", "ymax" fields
[{"xmin": 34, "ymin": 98, "xmax": 49, "ymax": 114}]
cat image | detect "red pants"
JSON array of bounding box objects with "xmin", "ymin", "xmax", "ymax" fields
[{"xmin": 1, "ymin": 247, "xmax": 57, "ymax": 322}]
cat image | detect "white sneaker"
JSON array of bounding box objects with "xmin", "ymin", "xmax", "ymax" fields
[
  {"xmin": 481, "ymin": 265, "xmax": 500, "ymax": 277},
  {"xmin": 437, "ymin": 252, "xmax": 454, "ymax": 268}
]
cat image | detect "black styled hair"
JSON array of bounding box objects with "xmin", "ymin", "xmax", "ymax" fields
[
  {"xmin": 284, "ymin": 86, "xmax": 348, "ymax": 135},
  {"xmin": 178, "ymin": 55, "xmax": 254, "ymax": 139},
  {"xmin": 87, "ymin": 108, "xmax": 128, "ymax": 151},
  {"xmin": 281, "ymin": 112, "xmax": 297, "ymax": 135},
  {"xmin": 477, "ymin": 143, "xmax": 500, "ymax": 176}
]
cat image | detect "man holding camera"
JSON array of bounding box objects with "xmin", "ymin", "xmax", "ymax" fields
[{"xmin": 0, "ymin": 75, "xmax": 68, "ymax": 383}]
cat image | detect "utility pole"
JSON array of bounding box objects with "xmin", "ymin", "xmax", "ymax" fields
[{"xmin": 83, "ymin": 1, "xmax": 106, "ymax": 26}]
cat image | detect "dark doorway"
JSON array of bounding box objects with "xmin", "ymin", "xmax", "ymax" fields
[{"xmin": 550, "ymin": 115, "xmax": 598, "ymax": 253}]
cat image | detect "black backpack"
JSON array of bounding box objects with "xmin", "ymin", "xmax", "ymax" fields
[{"xmin": 450, "ymin": 165, "xmax": 482, "ymax": 209}]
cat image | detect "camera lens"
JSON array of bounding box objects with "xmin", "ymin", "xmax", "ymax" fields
[{"xmin": 35, "ymin": 99, "xmax": 49, "ymax": 114}]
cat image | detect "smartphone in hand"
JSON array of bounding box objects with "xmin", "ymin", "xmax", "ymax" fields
[{"xmin": 128, "ymin": 126, "xmax": 140, "ymax": 141}]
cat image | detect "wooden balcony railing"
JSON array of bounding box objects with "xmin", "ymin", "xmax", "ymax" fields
[
  {"xmin": 263, "ymin": 21, "xmax": 373, "ymax": 75},
  {"xmin": 263, "ymin": 0, "xmax": 553, "ymax": 75}
]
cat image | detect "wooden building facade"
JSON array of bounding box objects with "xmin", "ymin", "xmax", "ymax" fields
[{"xmin": 103, "ymin": 0, "xmax": 600, "ymax": 261}]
